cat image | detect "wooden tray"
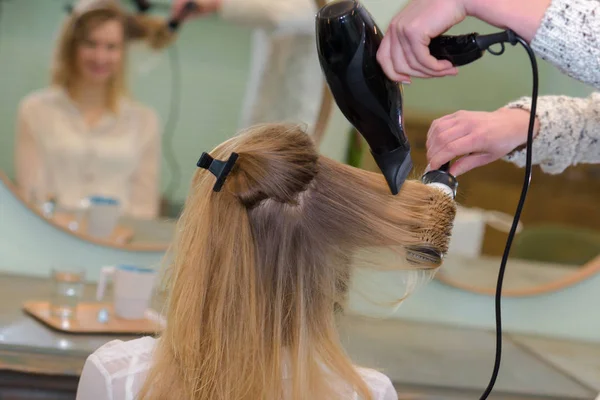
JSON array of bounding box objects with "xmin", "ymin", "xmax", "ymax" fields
[{"xmin": 23, "ymin": 301, "xmax": 165, "ymax": 335}]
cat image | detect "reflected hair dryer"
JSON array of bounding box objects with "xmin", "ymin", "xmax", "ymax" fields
[
  {"xmin": 64, "ymin": 0, "xmax": 197, "ymax": 32},
  {"xmin": 131, "ymin": 0, "xmax": 200, "ymax": 31}
]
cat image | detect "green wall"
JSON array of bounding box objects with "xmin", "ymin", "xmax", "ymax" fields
[{"xmin": 0, "ymin": 0, "xmax": 594, "ymax": 206}]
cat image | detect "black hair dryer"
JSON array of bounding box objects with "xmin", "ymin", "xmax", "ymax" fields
[{"xmin": 315, "ymin": 0, "xmax": 459, "ymax": 197}]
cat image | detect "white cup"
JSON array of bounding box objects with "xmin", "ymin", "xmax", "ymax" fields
[
  {"xmin": 96, "ymin": 265, "xmax": 157, "ymax": 320},
  {"xmin": 83, "ymin": 196, "xmax": 121, "ymax": 238}
]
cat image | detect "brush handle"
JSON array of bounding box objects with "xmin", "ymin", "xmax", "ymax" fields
[
  {"xmin": 439, "ymin": 162, "xmax": 450, "ymax": 172},
  {"xmin": 421, "ymin": 170, "xmax": 458, "ymax": 199}
]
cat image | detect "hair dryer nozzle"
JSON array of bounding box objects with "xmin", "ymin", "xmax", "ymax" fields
[
  {"xmin": 316, "ymin": 0, "xmax": 413, "ymax": 195},
  {"xmin": 168, "ymin": 1, "xmax": 199, "ymax": 31}
]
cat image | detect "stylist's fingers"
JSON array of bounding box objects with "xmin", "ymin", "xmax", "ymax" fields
[
  {"xmin": 426, "ymin": 125, "xmax": 470, "ymax": 163},
  {"xmin": 380, "ymin": 16, "xmax": 430, "ymax": 80},
  {"xmin": 428, "ymin": 134, "xmax": 483, "ymax": 171},
  {"xmin": 449, "ymin": 153, "xmax": 497, "ymax": 176},
  {"xmin": 399, "ymin": 23, "xmax": 457, "ymax": 77},
  {"xmin": 390, "ymin": 22, "xmax": 449, "ymax": 78},
  {"xmin": 426, "ymin": 113, "xmax": 459, "ymax": 150},
  {"xmin": 377, "ymin": 33, "xmax": 411, "ymax": 83},
  {"xmin": 408, "ymin": 38, "xmax": 458, "ymax": 77},
  {"xmin": 377, "ymin": 0, "xmax": 469, "ymax": 79}
]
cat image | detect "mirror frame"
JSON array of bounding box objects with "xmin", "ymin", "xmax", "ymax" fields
[
  {"xmin": 0, "ymin": 171, "xmax": 169, "ymax": 252},
  {"xmin": 1, "ymin": 0, "xmax": 334, "ymax": 252},
  {"xmin": 435, "ymin": 255, "xmax": 600, "ymax": 297}
]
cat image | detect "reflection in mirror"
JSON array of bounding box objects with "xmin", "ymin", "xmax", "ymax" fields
[
  {"xmin": 359, "ymin": 114, "xmax": 600, "ymax": 297},
  {"xmin": 431, "ymin": 157, "xmax": 600, "ymax": 296},
  {"xmin": 439, "ymin": 205, "xmax": 600, "ymax": 295},
  {"xmin": 0, "ymin": 0, "xmax": 330, "ymax": 248}
]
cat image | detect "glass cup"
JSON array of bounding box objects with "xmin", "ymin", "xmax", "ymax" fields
[{"xmin": 50, "ymin": 267, "xmax": 86, "ymax": 319}]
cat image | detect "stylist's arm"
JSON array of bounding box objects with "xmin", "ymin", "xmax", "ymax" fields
[{"xmin": 376, "ymin": 0, "xmax": 551, "ymax": 83}]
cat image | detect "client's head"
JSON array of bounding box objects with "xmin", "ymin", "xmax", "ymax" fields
[
  {"xmin": 52, "ymin": 0, "xmax": 175, "ymax": 110},
  {"xmin": 140, "ymin": 123, "xmax": 456, "ymax": 400}
]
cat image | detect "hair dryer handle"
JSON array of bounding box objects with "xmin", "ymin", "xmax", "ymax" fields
[
  {"xmin": 429, "ymin": 33, "xmax": 484, "ymax": 66},
  {"xmin": 429, "ymin": 30, "xmax": 517, "ymax": 66}
]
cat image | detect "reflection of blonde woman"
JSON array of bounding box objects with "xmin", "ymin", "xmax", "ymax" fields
[
  {"xmin": 172, "ymin": 0, "xmax": 322, "ymax": 131},
  {"xmin": 14, "ymin": 0, "xmax": 174, "ymax": 219},
  {"xmin": 76, "ymin": 123, "xmax": 457, "ymax": 399}
]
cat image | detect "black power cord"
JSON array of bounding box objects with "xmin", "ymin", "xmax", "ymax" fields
[
  {"xmin": 135, "ymin": 0, "xmax": 197, "ymax": 207},
  {"xmin": 476, "ymin": 31, "xmax": 538, "ymax": 400},
  {"xmin": 161, "ymin": 1, "xmax": 201, "ymax": 205},
  {"xmin": 163, "ymin": 44, "xmax": 182, "ymax": 201}
]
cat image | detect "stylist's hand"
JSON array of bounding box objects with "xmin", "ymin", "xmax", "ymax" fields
[
  {"xmin": 171, "ymin": 0, "xmax": 222, "ymax": 21},
  {"xmin": 377, "ymin": 0, "xmax": 550, "ymax": 82},
  {"xmin": 376, "ymin": 0, "xmax": 468, "ymax": 83},
  {"xmin": 426, "ymin": 108, "xmax": 539, "ymax": 176}
]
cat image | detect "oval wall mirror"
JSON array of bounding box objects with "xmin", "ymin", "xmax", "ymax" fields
[{"xmin": 0, "ymin": 0, "xmax": 333, "ymax": 252}]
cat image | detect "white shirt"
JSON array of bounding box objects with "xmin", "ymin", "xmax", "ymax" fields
[
  {"xmin": 219, "ymin": 0, "xmax": 323, "ymax": 132},
  {"xmin": 75, "ymin": 337, "xmax": 398, "ymax": 400},
  {"xmin": 14, "ymin": 87, "xmax": 161, "ymax": 219}
]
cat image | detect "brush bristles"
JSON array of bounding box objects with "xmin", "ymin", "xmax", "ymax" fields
[
  {"xmin": 419, "ymin": 189, "xmax": 456, "ymax": 253},
  {"xmin": 403, "ymin": 186, "xmax": 456, "ymax": 268}
]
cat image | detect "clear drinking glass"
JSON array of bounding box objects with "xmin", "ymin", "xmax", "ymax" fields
[{"xmin": 50, "ymin": 267, "xmax": 86, "ymax": 319}]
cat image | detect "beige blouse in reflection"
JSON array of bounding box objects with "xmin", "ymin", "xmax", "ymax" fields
[{"xmin": 14, "ymin": 87, "xmax": 161, "ymax": 219}]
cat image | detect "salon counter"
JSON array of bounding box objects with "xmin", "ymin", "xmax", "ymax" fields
[
  {"xmin": 1, "ymin": 272, "xmax": 599, "ymax": 400},
  {"xmin": 0, "ymin": 273, "xmax": 142, "ymax": 399}
]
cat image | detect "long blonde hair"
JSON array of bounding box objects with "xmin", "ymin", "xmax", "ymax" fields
[
  {"xmin": 51, "ymin": 0, "xmax": 175, "ymax": 111},
  {"xmin": 139, "ymin": 123, "xmax": 456, "ymax": 400}
]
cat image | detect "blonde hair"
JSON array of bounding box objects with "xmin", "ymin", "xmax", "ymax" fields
[
  {"xmin": 51, "ymin": 0, "xmax": 175, "ymax": 111},
  {"xmin": 139, "ymin": 123, "xmax": 456, "ymax": 400}
]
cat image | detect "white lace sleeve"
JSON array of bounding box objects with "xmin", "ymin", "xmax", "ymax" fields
[
  {"xmin": 381, "ymin": 381, "xmax": 398, "ymax": 400},
  {"xmin": 75, "ymin": 337, "xmax": 156, "ymax": 400},
  {"xmin": 356, "ymin": 367, "xmax": 398, "ymax": 400},
  {"xmin": 76, "ymin": 355, "xmax": 112, "ymax": 400}
]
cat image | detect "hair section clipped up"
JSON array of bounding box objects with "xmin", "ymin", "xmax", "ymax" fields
[{"xmin": 139, "ymin": 123, "xmax": 457, "ymax": 400}]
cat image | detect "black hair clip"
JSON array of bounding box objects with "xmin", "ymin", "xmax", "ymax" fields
[{"xmin": 197, "ymin": 152, "xmax": 239, "ymax": 192}]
